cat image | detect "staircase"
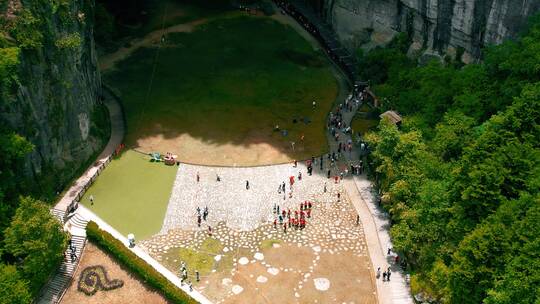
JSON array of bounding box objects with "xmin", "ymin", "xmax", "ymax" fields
[
  {"xmin": 50, "ymin": 208, "xmax": 66, "ymax": 225},
  {"xmin": 67, "ymin": 212, "xmax": 90, "ymax": 231},
  {"xmin": 37, "ymin": 212, "xmax": 88, "ymax": 304}
]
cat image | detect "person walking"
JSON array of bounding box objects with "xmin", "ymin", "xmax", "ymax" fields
[
  {"xmin": 324, "ymin": 182, "xmax": 327, "ymax": 193},
  {"xmin": 382, "ymin": 271, "xmax": 387, "ymax": 281},
  {"xmin": 89, "ymin": 195, "xmax": 94, "ymax": 205},
  {"xmin": 246, "ymin": 180, "xmax": 250, "ymax": 190},
  {"xmin": 387, "ymin": 270, "xmax": 392, "ymax": 281},
  {"xmin": 356, "ymin": 214, "xmax": 360, "ymax": 225},
  {"xmin": 196, "ymin": 172, "xmax": 200, "ymax": 182}
]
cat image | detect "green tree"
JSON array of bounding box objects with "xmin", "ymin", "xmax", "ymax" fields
[
  {"xmin": 0, "ymin": 132, "xmax": 33, "ymax": 229},
  {"xmin": 3, "ymin": 197, "xmax": 67, "ymax": 294},
  {"xmin": 0, "ymin": 264, "xmax": 31, "ymax": 304}
]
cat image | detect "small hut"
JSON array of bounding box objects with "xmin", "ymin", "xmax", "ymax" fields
[{"xmin": 380, "ymin": 110, "xmax": 402, "ymax": 126}]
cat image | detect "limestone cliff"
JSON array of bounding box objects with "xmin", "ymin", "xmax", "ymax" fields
[
  {"xmin": 319, "ymin": 0, "xmax": 540, "ymax": 61},
  {"xmin": 0, "ymin": 0, "xmax": 108, "ymax": 193}
]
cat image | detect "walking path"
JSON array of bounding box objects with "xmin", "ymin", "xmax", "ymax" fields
[
  {"xmin": 77, "ymin": 205, "xmax": 213, "ymax": 304},
  {"xmin": 50, "ymin": 90, "xmax": 213, "ymax": 304},
  {"xmin": 54, "ymin": 89, "xmax": 125, "ymax": 212},
  {"xmin": 325, "ymin": 96, "xmax": 413, "ymax": 304},
  {"xmin": 277, "ymin": 0, "xmax": 359, "ymax": 82},
  {"xmin": 38, "ymin": 212, "xmax": 89, "ymax": 304}
]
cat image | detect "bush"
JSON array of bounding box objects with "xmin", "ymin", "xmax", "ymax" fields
[
  {"xmin": 77, "ymin": 265, "xmax": 124, "ymax": 296},
  {"xmin": 85, "ymin": 222, "xmax": 197, "ymax": 304}
]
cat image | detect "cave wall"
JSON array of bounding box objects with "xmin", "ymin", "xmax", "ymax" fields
[
  {"xmin": 0, "ymin": 0, "xmax": 107, "ymax": 193},
  {"xmin": 321, "ymin": 0, "xmax": 540, "ymax": 61}
]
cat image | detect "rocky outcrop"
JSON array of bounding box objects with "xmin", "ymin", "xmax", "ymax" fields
[
  {"xmin": 320, "ymin": 0, "xmax": 540, "ymax": 61},
  {"xmin": 0, "ymin": 0, "xmax": 108, "ymax": 193}
]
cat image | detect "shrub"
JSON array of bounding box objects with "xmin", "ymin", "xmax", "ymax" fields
[
  {"xmin": 77, "ymin": 265, "xmax": 124, "ymax": 296},
  {"xmin": 55, "ymin": 33, "xmax": 81, "ymax": 49},
  {"xmin": 85, "ymin": 222, "xmax": 197, "ymax": 304}
]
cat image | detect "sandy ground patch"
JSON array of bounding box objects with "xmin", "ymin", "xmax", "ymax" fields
[{"xmin": 135, "ymin": 132, "xmax": 291, "ymax": 166}]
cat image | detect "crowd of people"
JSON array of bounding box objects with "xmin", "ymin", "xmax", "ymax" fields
[
  {"xmin": 274, "ymin": 0, "xmax": 358, "ymax": 81},
  {"xmin": 272, "ymin": 200, "xmax": 314, "ymax": 233}
]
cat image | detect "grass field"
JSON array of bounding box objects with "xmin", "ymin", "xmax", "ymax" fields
[
  {"xmin": 351, "ymin": 104, "xmax": 378, "ymax": 135},
  {"xmin": 81, "ymin": 151, "xmax": 177, "ymax": 240},
  {"xmin": 105, "ymin": 14, "xmax": 338, "ymax": 165}
]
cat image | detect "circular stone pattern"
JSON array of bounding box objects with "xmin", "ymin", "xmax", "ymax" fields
[
  {"xmin": 254, "ymin": 252, "xmax": 264, "ymax": 261},
  {"xmin": 232, "ymin": 285, "xmax": 244, "ymax": 295},
  {"xmin": 267, "ymin": 267, "xmax": 280, "ymax": 276},
  {"xmin": 314, "ymin": 278, "xmax": 330, "ymax": 291}
]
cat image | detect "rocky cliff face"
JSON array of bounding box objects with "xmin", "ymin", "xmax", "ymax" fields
[
  {"xmin": 320, "ymin": 0, "xmax": 540, "ymax": 61},
  {"xmin": 0, "ymin": 0, "xmax": 108, "ymax": 193}
]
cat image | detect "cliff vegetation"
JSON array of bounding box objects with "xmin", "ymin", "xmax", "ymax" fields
[
  {"xmin": 0, "ymin": 0, "xmax": 104, "ymax": 302},
  {"xmin": 362, "ymin": 15, "xmax": 540, "ymax": 303}
]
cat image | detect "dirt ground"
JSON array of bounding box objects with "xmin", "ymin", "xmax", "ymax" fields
[
  {"xmin": 142, "ymin": 189, "xmax": 378, "ymax": 304},
  {"xmin": 220, "ymin": 245, "xmax": 377, "ymax": 304},
  {"xmin": 61, "ymin": 243, "xmax": 169, "ymax": 304}
]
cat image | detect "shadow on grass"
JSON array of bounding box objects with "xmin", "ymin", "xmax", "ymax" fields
[{"xmin": 104, "ymin": 15, "xmax": 343, "ymax": 164}]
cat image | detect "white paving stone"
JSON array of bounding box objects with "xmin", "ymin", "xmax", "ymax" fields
[
  {"xmin": 232, "ymin": 285, "xmax": 243, "ymax": 295},
  {"xmin": 314, "ymin": 278, "xmax": 330, "ymax": 291},
  {"xmin": 267, "ymin": 267, "xmax": 280, "ymax": 275},
  {"xmin": 160, "ymin": 163, "xmax": 337, "ymax": 233}
]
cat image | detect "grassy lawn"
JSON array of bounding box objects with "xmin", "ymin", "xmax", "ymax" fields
[
  {"xmin": 105, "ymin": 14, "xmax": 338, "ymax": 165},
  {"xmin": 352, "ymin": 104, "xmax": 379, "ymax": 135},
  {"xmin": 162, "ymin": 238, "xmax": 228, "ymax": 276},
  {"xmin": 81, "ymin": 150, "xmax": 177, "ymax": 240},
  {"xmin": 136, "ymin": 0, "xmax": 233, "ymax": 37}
]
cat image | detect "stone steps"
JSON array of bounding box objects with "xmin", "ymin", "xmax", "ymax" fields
[
  {"xmin": 50, "ymin": 208, "xmax": 66, "ymax": 224},
  {"xmin": 37, "ymin": 215, "xmax": 87, "ymax": 304}
]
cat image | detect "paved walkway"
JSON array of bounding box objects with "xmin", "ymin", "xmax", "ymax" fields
[
  {"xmin": 77, "ymin": 205, "xmax": 213, "ymax": 304},
  {"xmin": 161, "ymin": 162, "xmax": 340, "ymax": 233},
  {"xmin": 38, "ymin": 211, "xmax": 88, "ymax": 304},
  {"xmin": 54, "ymin": 89, "xmax": 125, "ymax": 212},
  {"xmin": 325, "ymin": 95, "xmax": 413, "ymax": 304}
]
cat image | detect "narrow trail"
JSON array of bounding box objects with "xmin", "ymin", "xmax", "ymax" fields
[
  {"xmin": 324, "ymin": 93, "xmax": 414, "ymax": 304},
  {"xmin": 98, "ymin": 18, "xmax": 208, "ymax": 72}
]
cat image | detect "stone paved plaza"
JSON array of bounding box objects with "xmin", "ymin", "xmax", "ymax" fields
[
  {"xmin": 142, "ymin": 187, "xmax": 376, "ymax": 303},
  {"xmin": 160, "ymin": 161, "xmax": 345, "ymax": 233}
]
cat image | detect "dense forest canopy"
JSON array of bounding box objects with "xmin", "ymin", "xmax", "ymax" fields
[{"xmin": 361, "ymin": 15, "xmax": 540, "ymax": 303}]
